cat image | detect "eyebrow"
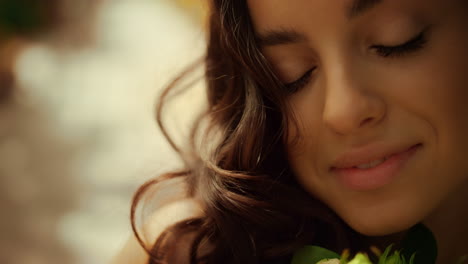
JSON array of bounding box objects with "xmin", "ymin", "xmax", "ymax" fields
[
  {"xmin": 347, "ymin": 0, "xmax": 383, "ymax": 19},
  {"xmin": 256, "ymin": 0, "xmax": 384, "ymax": 47},
  {"xmin": 256, "ymin": 28, "xmax": 307, "ymax": 47}
]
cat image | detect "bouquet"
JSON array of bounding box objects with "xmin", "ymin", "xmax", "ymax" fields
[{"xmin": 290, "ymin": 224, "xmax": 466, "ymax": 264}]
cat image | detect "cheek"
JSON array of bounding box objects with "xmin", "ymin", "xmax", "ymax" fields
[
  {"xmin": 412, "ymin": 34, "xmax": 468, "ymax": 150},
  {"xmin": 285, "ymin": 87, "xmax": 325, "ymax": 158},
  {"xmin": 426, "ymin": 61, "xmax": 468, "ymax": 178},
  {"xmin": 393, "ymin": 57, "xmax": 468, "ymax": 133},
  {"xmin": 387, "ymin": 23, "xmax": 468, "ymax": 182},
  {"xmin": 284, "ymin": 93, "xmax": 328, "ymax": 192}
]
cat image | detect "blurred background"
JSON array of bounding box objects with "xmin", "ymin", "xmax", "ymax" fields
[{"xmin": 0, "ymin": 0, "xmax": 206, "ymax": 263}]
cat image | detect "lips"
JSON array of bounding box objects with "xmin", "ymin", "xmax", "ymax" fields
[
  {"xmin": 331, "ymin": 143, "xmax": 422, "ymax": 170},
  {"xmin": 330, "ymin": 143, "xmax": 422, "ymax": 191}
]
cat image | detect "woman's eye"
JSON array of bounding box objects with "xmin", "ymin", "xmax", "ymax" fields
[
  {"xmin": 372, "ymin": 28, "xmax": 429, "ymax": 58},
  {"xmin": 283, "ymin": 67, "xmax": 316, "ymax": 93}
]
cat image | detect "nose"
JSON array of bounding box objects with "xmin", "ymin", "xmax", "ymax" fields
[{"xmin": 322, "ymin": 67, "xmax": 386, "ymax": 135}]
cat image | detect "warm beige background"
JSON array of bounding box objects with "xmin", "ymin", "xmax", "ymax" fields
[{"xmin": 0, "ymin": 1, "xmax": 206, "ymax": 263}]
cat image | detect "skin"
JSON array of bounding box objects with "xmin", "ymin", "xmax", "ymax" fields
[{"xmin": 248, "ymin": 0, "xmax": 468, "ymax": 262}]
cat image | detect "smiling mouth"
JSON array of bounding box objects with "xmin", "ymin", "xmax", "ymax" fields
[
  {"xmin": 350, "ymin": 156, "xmax": 388, "ymax": 169},
  {"xmin": 331, "ymin": 143, "xmax": 422, "ymax": 170},
  {"xmin": 331, "ymin": 143, "xmax": 422, "ymax": 191}
]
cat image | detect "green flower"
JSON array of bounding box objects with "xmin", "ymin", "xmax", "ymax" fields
[
  {"xmin": 316, "ymin": 259, "xmax": 340, "ymax": 264},
  {"xmin": 291, "ymin": 223, "xmax": 438, "ymax": 264},
  {"xmin": 377, "ymin": 245, "xmax": 415, "ymax": 264},
  {"xmin": 348, "ymin": 253, "xmax": 373, "ymax": 264}
]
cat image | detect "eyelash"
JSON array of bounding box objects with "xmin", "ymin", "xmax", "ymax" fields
[
  {"xmin": 283, "ymin": 29, "xmax": 429, "ymax": 93},
  {"xmin": 284, "ymin": 68, "xmax": 315, "ymax": 93},
  {"xmin": 372, "ymin": 29, "xmax": 429, "ymax": 58}
]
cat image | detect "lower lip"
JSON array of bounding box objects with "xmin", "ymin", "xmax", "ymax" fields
[{"xmin": 332, "ymin": 144, "xmax": 422, "ymax": 191}]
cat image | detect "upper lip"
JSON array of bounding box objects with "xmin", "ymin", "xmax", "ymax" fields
[{"xmin": 330, "ymin": 142, "xmax": 420, "ymax": 170}]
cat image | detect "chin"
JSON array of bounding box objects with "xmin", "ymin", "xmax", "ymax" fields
[
  {"xmin": 351, "ymin": 222, "xmax": 406, "ymax": 237},
  {"xmin": 344, "ymin": 211, "xmax": 420, "ymax": 237}
]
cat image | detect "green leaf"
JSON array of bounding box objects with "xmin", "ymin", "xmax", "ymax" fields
[
  {"xmin": 399, "ymin": 224, "xmax": 437, "ymax": 264},
  {"xmin": 378, "ymin": 245, "xmax": 394, "ymax": 264},
  {"xmin": 291, "ymin": 246, "xmax": 341, "ymax": 264}
]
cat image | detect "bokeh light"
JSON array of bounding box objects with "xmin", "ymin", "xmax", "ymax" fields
[{"xmin": 0, "ymin": 1, "xmax": 206, "ymax": 263}]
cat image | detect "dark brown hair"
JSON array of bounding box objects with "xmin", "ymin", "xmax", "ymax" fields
[{"xmin": 131, "ymin": 1, "xmax": 369, "ymax": 263}]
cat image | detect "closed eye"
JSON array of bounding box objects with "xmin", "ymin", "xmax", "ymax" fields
[
  {"xmin": 284, "ymin": 67, "xmax": 316, "ymax": 93},
  {"xmin": 281, "ymin": 28, "xmax": 430, "ymax": 93},
  {"xmin": 372, "ymin": 28, "xmax": 429, "ymax": 58}
]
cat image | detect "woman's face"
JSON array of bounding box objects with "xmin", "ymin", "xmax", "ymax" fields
[{"xmin": 247, "ymin": 0, "xmax": 468, "ymax": 236}]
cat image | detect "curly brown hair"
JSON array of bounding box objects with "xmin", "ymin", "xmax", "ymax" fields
[{"xmin": 131, "ymin": 1, "xmax": 371, "ymax": 263}]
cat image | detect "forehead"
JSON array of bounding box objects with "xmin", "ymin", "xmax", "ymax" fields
[
  {"xmin": 247, "ymin": 0, "xmax": 363, "ymax": 25},
  {"xmin": 247, "ymin": 0, "xmax": 380, "ymax": 45},
  {"xmin": 247, "ymin": 0, "xmax": 441, "ymax": 33},
  {"xmin": 247, "ymin": 0, "xmax": 348, "ymax": 21}
]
